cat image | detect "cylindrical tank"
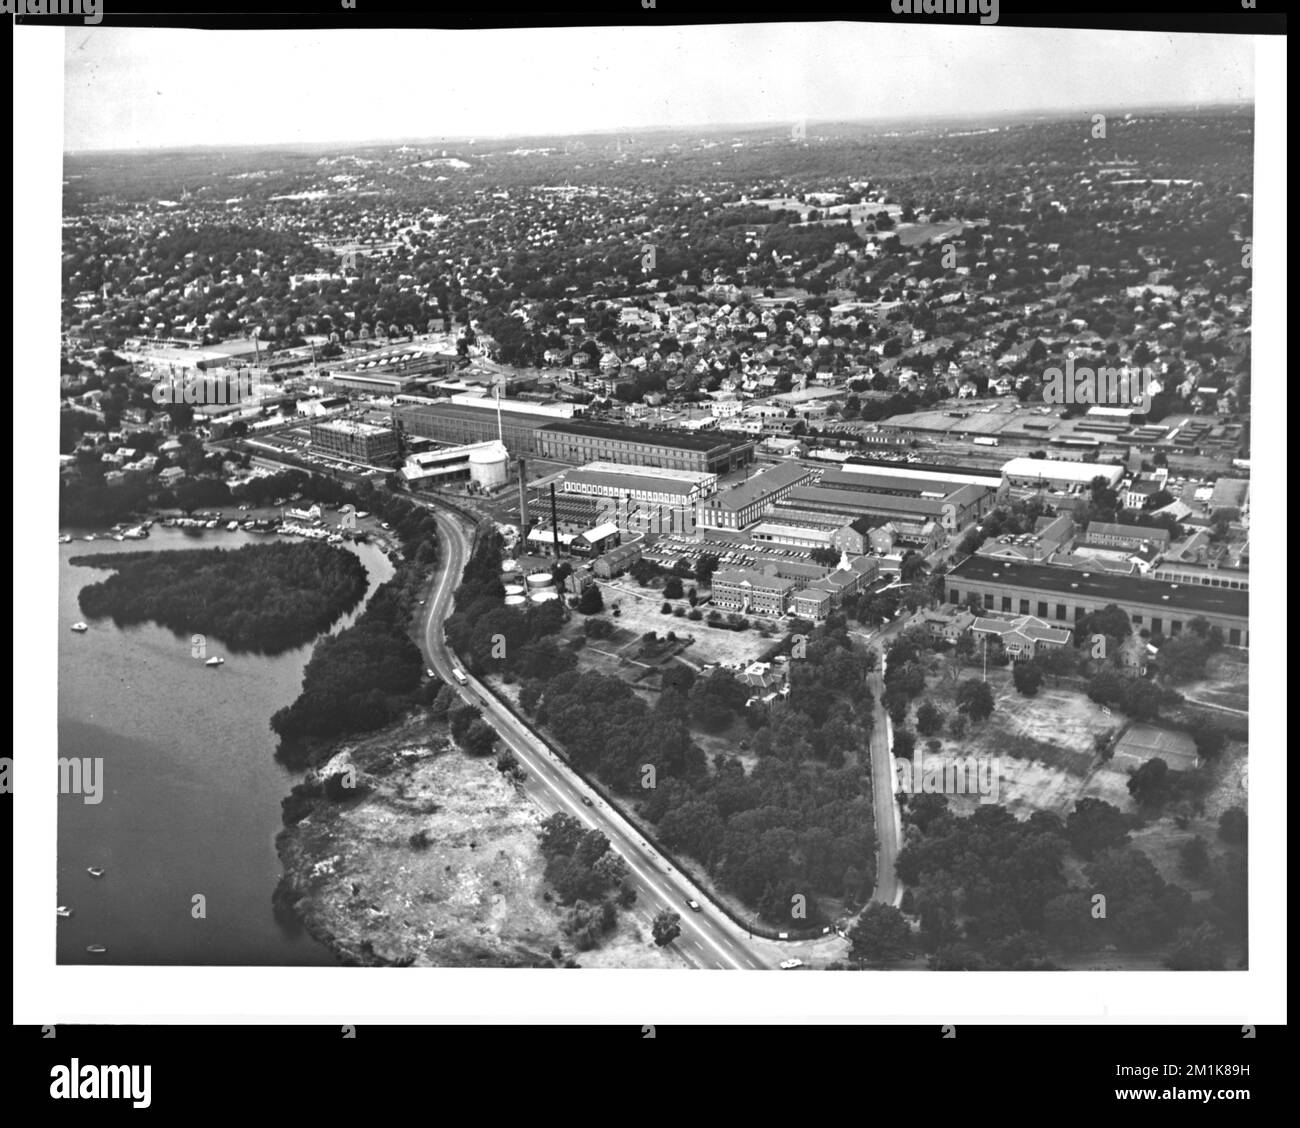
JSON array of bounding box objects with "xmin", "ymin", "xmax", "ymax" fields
[
  {"xmin": 526, "ymin": 572, "xmax": 553, "ymax": 588},
  {"xmin": 501, "ymin": 559, "xmax": 518, "ymax": 573},
  {"xmin": 468, "ymin": 440, "xmax": 509, "ymax": 490},
  {"xmin": 503, "ymin": 584, "xmax": 525, "ymax": 597},
  {"xmin": 504, "ymin": 595, "xmax": 527, "ymax": 607},
  {"xmin": 529, "ymin": 590, "xmax": 559, "ymax": 603}
]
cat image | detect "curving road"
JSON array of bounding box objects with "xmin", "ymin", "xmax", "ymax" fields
[{"xmin": 417, "ymin": 504, "xmax": 773, "ymax": 970}]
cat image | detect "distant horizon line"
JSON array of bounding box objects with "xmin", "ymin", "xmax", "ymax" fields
[{"xmin": 63, "ymin": 99, "xmax": 1253, "ymax": 157}]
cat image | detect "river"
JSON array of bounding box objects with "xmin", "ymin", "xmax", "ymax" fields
[{"xmin": 57, "ymin": 526, "xmax": 394, "ymax": 965}]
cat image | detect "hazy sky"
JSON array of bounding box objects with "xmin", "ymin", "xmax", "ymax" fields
[{"xmin": 63, "ymin": 24, "xmax": 1254, "ymax": 152}]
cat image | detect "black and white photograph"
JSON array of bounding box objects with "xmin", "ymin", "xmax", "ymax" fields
[{"xmin": 13, "ymin": 8, "xmax": 1285, "ymax": 1050}]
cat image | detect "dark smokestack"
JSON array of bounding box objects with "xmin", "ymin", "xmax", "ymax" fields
[
  {"xmin": 517, "ymin": 458, "xmax": 528, "ymax": 544},
  {"xmin": 549, "ymin": 482, "xmax": 562, "ymax": 559}
]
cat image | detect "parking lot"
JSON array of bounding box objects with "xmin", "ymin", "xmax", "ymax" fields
[{"xmin": 641, "ymin": 533, "xmax": 817, "ymax": 573}]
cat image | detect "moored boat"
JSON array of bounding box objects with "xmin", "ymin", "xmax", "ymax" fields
[
  {"xmin": 56, "ymin": 906, "xmax": 72, "ymax": 918},
  {"xmin": 86, "ymin": 866, "xmax": 105, "ymax": 878},
  {"xmin": 70, "ymin": 622, "xmax": 89, "ymax": 633}
]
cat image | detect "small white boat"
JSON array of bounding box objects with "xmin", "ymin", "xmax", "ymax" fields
[
  {"xmin": 70, "ymin": 622, "xmax": 89, "ymax": 633},
  {"xmin": 56, "ymin": 906, "xmax": 72, "ymax": 918},
  {"xmin": 205, "ymin": 656, "xmax": 225, "ymax": 667},
  {"xmin": 59, "ymin": 534, "xmax": 73, "ymax": 544},
  {"xmin": 112, "ymin": 534, "xmax": 125, "ymax": 542},
  {"xmin": 83, "ymin": 534, "xmax": 96, "ymax": 542},
  {"xmin": 86, "ymin": 866, "xmax": 105, "ymax": 878},
  {"xmin": 85, "ymin": 945, "xmax": 107, "ymax": 954}
]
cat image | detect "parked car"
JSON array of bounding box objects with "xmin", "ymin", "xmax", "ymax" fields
[
  {"xmin": 779, "ymin": 958, "xmax": 804, "ymax": 970},
  {"xmin": 685, "ymin": 898, "xmax": 701, "ymax": 912}
]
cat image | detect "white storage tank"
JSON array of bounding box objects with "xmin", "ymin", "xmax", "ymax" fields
[
  {"xmin": 526, "ymin": 572, "xmax": 553, "ymax": 589},
  {"xmin": 468, "ymin": 440, "xmax": 509, "ymax": 490},
  {"xmin": 529, "ymin": 590, "xmax": 559, "ymax": 604},
  {"xmin": 503, "ymin": 584, "xmax": 526, "ymax": 597},
  {"xmin": 504, "ymin": 594, "xmax": 527, "ymax": 607}
]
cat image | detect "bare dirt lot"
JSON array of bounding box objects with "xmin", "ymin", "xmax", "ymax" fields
[
  {"xmin": 276, "ymin": 716, "xmax": 680, "ymax": 968},
  {"xmin": 918, "ymin": 666, "xmax": 1243, "ymax": 821},
  {"xmin": 926, "ymin": 666, "xmax": 1110, "ymax": 776}
]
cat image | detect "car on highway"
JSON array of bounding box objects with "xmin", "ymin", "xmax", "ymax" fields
[
  {"xmin": 425, "ymin": 668, "xmax": 436, "ymax": 678},
  {"xmin": 581, "ymin": 796, "xmax": 594, "ymax": 807},
  {"xmin": 685, "ymin": 898, "xmax": 701, "ymax": 912},
  {"xmin": 779, "ymin": 958, "xmax": 804, "ymax": 970}
]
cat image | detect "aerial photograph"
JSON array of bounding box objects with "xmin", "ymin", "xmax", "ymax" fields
[{"xmin": 55, "ymin": 23, "xmax": 1253, "ymax": 973}]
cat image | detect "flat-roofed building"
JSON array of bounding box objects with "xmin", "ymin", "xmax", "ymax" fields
[
  {"xmin": 447, "ymin": 392, "xmax": 576, "ymax": 419},
  {"xmin": 946, "ymin": 555, "xmax": 1248, "ymax": 647},
  {"xmin": 395, "ymin": 401, "xmax": 554, "ymax": 458},
  {"xmin": 816, "ymin": 468, "xmax": 1001, "ymax": 523},
  {"xmin": 774, "ymin": 480, "xmax": 990, "ymax": 532},
  {"xmin": 696, "ymin": 462, "xmax": 815, "ymax": 530},
  {"xmin": 310, "ymin": 419, "xmax": 398, "ymax": 464},
  {"xmin": 1002, "ymin": 457, "xmax": 1124, "ymax": 491},
  {"xmin": 1150, "ymin": 560, "xmax": 1249, "ymax": 592},
  {"xmin": 562, "ymin": 462, "xmax": 718, "ymax": 506},
  {"xmin": 838, "ymin": 457, "xmax": 1009, "ymax": 494},
  {"xmin": 536, "ymin": 419, "xmax": 755, "ymax": 474}
]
